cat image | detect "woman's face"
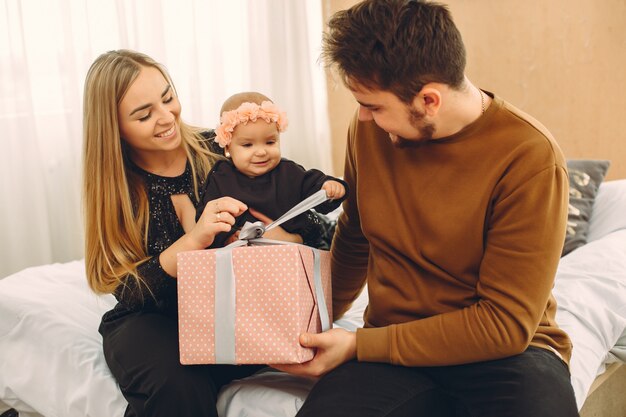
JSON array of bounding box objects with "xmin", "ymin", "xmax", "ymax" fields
[{"xmin": 117, "ymin": 66, "xmax": 182, "ymax": 161}]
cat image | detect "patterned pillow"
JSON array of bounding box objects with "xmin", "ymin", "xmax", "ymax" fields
[{"xmin": 562, "ymin": 159, "xmax": 610, "ymax": 256}]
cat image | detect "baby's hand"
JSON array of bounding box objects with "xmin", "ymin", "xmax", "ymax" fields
[{"xmin": 322, "ymin": 180, "xmax": 346, "ymax": 200}]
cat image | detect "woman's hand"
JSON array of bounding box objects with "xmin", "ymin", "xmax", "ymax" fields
[
  {"xmin": 248, "ymin": 208, "xmax": 303, "ymax": 244},
  {"xmin": 189, "ymin": 197, "xmax": 247, "ymax": 249}
]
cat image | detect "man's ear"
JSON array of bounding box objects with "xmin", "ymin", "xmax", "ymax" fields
[{"xmin": 413, "ymin": 85, "xmax": 442, "ymax": 116}]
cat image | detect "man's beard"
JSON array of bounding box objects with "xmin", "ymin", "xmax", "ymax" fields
[{"xmin": 391, "ymin": 107, "xmax": 435, "ymax": 148}]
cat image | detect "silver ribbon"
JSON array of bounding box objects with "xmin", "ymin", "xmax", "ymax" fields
[{"xmin": 214, "ymin": 190, "xmax": 332, "ymax": 363}]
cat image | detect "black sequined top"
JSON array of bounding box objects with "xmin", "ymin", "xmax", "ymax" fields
[
  {"xmin": 113, "ymin": 161, "xmax": 196, "ymax": 314},
  {"xmin": 113, "ymin": 139, "xmax": 327, "ymax": 314}
]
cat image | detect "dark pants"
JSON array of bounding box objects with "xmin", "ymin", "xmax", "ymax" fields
[
  {"xmin": 99, "ymin": 307, "xmax": 263, "ymax": 417},
  {"xmin": 297, "ymin": 347, "xmax": 579, "ymax": 417}
]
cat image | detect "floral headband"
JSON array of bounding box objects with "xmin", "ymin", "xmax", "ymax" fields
[{"xmin": 214, "ymin": 100, "xmax": 288, "ymax": 148}]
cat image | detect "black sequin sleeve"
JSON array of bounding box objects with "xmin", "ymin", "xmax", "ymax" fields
[
  {"xmin": 113, "ymin": 255, "xmax": 177, "ymax": 311},
  {"xmin": 299, "ymin": 211, "xmax": 325, "ymax": 248}
]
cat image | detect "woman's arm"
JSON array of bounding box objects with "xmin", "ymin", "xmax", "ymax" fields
[
  {"xmin": 160, "ymin": 196, "xmax": 248, "ymax": 276},
  {"xmin": 114, "ymin": 196, "xmax": 247, "ymax": 310}
]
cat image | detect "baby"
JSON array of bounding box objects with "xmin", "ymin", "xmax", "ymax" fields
[{"xmin": 196, "ymin": 91, "xmax": 347, "ymax": 248}]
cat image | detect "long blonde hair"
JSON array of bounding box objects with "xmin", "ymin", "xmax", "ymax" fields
[{"xmin": 82, "ymin": 49, "xmax": 219, "ymax": 295}]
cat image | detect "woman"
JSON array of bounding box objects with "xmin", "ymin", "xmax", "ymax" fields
[{"xmin": 82, "ymin": 49, "xmax": 317, "ymax": 417}]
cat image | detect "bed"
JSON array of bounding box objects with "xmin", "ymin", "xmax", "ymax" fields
[{"xmin": 1, "ymin": 167, "xmax": 625, "ymax": 417}]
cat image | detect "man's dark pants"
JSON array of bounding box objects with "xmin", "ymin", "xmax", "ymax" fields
[{"xmin": 296, "ymin": 346, "xmax": 579, "ymax": 417}]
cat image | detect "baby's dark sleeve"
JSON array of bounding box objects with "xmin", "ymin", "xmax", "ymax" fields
[{"xmin": 301, "ymin": 169, "xmax": 349, "ymax": 214}]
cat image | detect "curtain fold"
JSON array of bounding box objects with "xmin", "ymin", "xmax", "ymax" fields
[{"xmin": 0, "ymin": 0, "xmax": 330, "ymax": 278}]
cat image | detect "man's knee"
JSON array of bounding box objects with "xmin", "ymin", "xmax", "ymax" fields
[
  {"xmin": 510, "ymin": 348, "xmax": 578, "ymax": 416},
  {"xmin": 298, "ymin": 361, "xmax": 456, "ymax": 417}
]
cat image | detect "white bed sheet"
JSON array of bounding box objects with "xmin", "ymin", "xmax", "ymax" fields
[
  {"xmin": 0, "ymin": 261, "xmax": 124, "ymax": 417},
  {"xmin": 553, "ymin": 229, "xmax": 626, "ymax": 409},
  {"xmin": 2, "ymin": 178, "xmax": 626, "ymax": 416}
]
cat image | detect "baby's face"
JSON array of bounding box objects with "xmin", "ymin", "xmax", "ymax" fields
[{"xmin": 227, "ymin": 120, "xmax": 281, "ymax": 178}]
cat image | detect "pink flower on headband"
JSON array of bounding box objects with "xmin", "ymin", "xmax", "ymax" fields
[
  {"xmin": 237, "ymin": 102, "xmax": 260, "ymax": 122},
  {"xmin": 215, "ymin": 100, "xmax": 288, "ymax": 148}
]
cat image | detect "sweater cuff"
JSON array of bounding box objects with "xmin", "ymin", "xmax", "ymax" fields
[{"xmin": 356, "ymin": 326, "xmax": 393, "ymax": 363}]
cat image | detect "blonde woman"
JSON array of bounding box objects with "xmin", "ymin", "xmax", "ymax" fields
[{"xmin": 82, "ymin": 49, "xmax": 310, "ymax": 416}]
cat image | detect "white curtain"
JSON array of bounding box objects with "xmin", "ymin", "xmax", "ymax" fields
[{"xmin": 0, "ymin": 0, "xmax": 331, "ymax": 278}]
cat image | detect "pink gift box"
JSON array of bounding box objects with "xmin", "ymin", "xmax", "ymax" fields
[{"xmin": 177, "ymin": 245, "xmax": 332, "ymax": 365}]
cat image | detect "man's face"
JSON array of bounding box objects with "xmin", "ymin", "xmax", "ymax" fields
[{"xmin": 350, "ymin": 83, "xmax": 435, "ymax": 147}]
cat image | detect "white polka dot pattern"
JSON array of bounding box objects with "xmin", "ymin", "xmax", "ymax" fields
[{"xmin": 177, "ymin": 245, "xmax": 332, "ymax": 365}]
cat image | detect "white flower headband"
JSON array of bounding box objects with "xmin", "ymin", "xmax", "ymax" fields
[{"xmin": 214, "ymin": 100, "xmax": 289, "ymax": 148}]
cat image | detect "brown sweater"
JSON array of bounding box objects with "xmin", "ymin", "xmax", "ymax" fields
[{"xmin": 331, "ymin": 93, "xmax": 572, "ymax": 367}]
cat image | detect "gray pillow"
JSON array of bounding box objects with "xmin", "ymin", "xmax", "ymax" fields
[{"xmin": 562, "ymin": 159, "xmax": 610, "ymax": 256}]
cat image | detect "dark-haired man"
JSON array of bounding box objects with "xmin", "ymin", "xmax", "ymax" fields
[{"xmin": 275, "ymin": 1, "xmax": 579, "ymax": 416}]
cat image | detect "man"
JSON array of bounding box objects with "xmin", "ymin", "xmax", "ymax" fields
[{"xmin": 275, "ymin": 1, "xmax": 579, "ymax": 416}]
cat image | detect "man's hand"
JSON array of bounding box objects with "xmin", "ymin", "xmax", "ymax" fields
[{"xmin": 272, "ymin": 328, "xmax": 357, "ymax": 377}]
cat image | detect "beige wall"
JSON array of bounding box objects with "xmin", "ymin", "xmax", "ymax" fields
[{"xmin": 322, "ymin": 0, "xmax": 626, "ymax": 180}]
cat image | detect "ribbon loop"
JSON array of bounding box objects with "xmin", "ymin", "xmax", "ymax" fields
[{"xmin": 238, "ymin": 221, "xmax": 266, "ymax": 241}]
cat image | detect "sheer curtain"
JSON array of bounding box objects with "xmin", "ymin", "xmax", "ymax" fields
[{"xmin": 0, "ymin": 0, "xmax": 331, "ymax": 278}]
